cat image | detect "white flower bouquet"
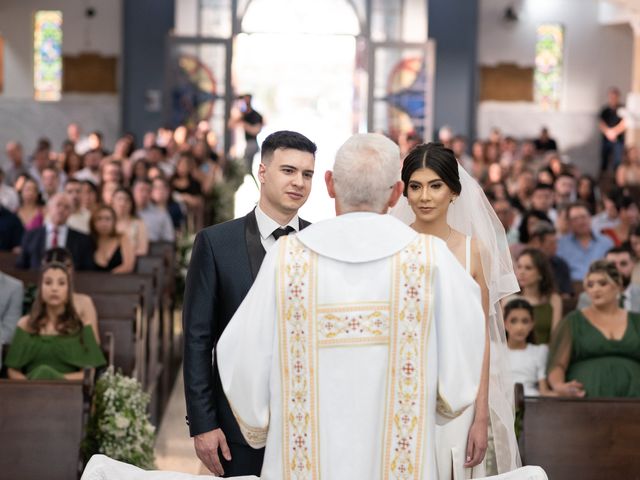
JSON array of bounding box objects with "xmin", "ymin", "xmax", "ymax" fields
[{"xmin": 83, "ymin": 367, "xmax": 156, "ymax": 469}]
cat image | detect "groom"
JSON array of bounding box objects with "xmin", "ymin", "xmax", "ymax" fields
[
  {"xmin": 183, "ymin": 130, "xmax": 317, "ymax": 476},
  {"xmin": 217, "ymin": 133, "xmax": 485, "ymax": 479}
]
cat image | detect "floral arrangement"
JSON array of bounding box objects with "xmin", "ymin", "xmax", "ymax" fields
[{"xmin": 83, "ymin": 367, "xmax": 156, "ymax": 469}]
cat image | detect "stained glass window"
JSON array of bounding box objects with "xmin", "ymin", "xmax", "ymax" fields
[
  {"xmin": 34, "ymin": 10, "xmax": 62, "ymax": 102},
  {"xmin": 534, "ymin": 24, "xmax": 564, "ymax": 111}
]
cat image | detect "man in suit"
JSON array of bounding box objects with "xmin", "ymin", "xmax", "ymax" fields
[
  {"xmin": 15, "ymin": 192, "xmax": 93, "ymax": 270},
  {"xmin": 0, "ymin": 270, "xmax": 23, "ymax": 370},
  {"xmin": 183, "ymin": 130, "xmax": 317, "ymax": 477},
  {"xmin": 577, "ymin": 246, "xmax": 640, "ymax": 312}
]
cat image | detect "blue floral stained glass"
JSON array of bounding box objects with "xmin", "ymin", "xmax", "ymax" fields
[
  {"xmin": 534, "ymin": 24, "xmax": 564, "ymax": 111},
  {"xmin": 34, "ymin": 10, "xmax": 62, "ymax": 102}
]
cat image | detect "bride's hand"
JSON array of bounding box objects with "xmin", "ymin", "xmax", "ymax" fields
[{"xmin": 464, "ymin": 416, "xmax": 488, "ymax": 468}]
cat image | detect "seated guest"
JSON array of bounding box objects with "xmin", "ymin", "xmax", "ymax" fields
[
  {"xmin": 5, "ymin": 261, "xmax": 105, "ymax": 380},
  {"xmin": 534, "ymin": 127, "xmax": 558, "ymax": 153},
  {"xmin": 592, "ymin": 187, "xmax": 621, "ymax": 233},
  {"xmin": 0, "ymin": 271, "xmax": 24, "ymax": 369},
  {"xmin": 578, "ymin": 246, "xmax": 640, "ymax": 313},
  {"xmin": 547, "ymin": 260, "xmax": 640, "ymax": 397},
  {"xmin": 513, "ymin": 248, "xmax": 563, "ymax": 343},
  {"xmin": 4, "ymin": 141, "xmax": 28, "ymax": 187},
  {"xmin": 16, "ymin": 177, "xmax": 45, "ymax": 231},
  {"xmin": 490, "ymin": 195, "xmax": 519, "ymax": 246},
  {"xmin": 74, "ymin": 149, "xmax": 103, "ymax": 185},
  {"xmin": 43, "ymin": 248, "xmax": 98, "ymax": 329},
  {"xmin": 601, "ymin": 194, "xmax": 638, "ymax": 247},
  {"xmin": 0, "ymin": 205, "xmax": 24, "ymax": 251},
  {"xmin": 576, "ymin": 175, "xmax": 598, "ymax": 215},
  {"xmin": 90, "ymin": 205, "xmax": 135, "ymax": 273},
  {"xmin": 504, "ymin": 298, "xmax": 552, "ymax": 396},
  {"xmin": 615, "ymin": 146, "xmax": 640, "ymax": 188},
  {"xmin": 171, "ymin": 153, "xmax": 204, "ymax": 207},
  {"xmin": 41, "ymin": 166, "xmax": 62, "ymax": 203},
  {"xmin": 133, "ymin": 179, "xmax": 175, "ymax": 242},
  {"xmin": 64, "ymin": 179, "xmax": 90, "ymax": 234},
  {"xmin": 553, "ymin": 172, "xmax": 577, "ymax": 209},
  {"xmin": 630, "ymin": 225, "xmax": 640, "ymax": 285},
  {"xmin": 0, "ymin": 168, "xmax": 19, "ymax": 212},
  {"xmin": 151, "ymin": 177, "xmax": 184, "ymax": 232},
  {"xmin": 16, "ymin": 193, "xmax": 93, "ymax": 270},
  {"xmin": 557, "ymin": 202, "xmax": 614, "ymax": 282},
  {"xmin": 112, "ymin": 187, "xmax": 148, "ymax": 256},
  {"xmin": 80, "ymin": 180, "xmax": 99, "ymax": 213},
  {"xmin": 100, "ymin": 180, "xmax": 120, "ymax": 206},
  {"xmin": 530, "ymin": 182, "xmax": 557, "ymax": 223},
  {"xmin": 528, "ymin": 222, "xmax": 573, "ymax": 297},
  {"xmin": 511, "ymin": 209, "xmax": 552, "ymax": 260}
]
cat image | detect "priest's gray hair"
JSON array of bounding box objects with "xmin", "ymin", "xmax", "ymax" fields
[{"xmin": 333, "ymin": 133, "xmax": 401, "ymax": 212}]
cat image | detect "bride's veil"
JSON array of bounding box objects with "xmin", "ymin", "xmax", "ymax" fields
[{"xmin": 390, "ymin": 164, "xmax": 521, "ymax": 473}]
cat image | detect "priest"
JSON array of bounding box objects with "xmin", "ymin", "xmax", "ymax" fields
[{"xmin": 217, "ymin": 133, "xmax": 485, "ymax": 479}]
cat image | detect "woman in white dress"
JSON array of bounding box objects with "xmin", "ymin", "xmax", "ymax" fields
[{"xmin": 394, "ymin": 142, "xmax": 521, "ymax": 479}]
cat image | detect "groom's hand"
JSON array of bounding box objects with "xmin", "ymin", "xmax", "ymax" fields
[{"xmin": 194, "ymin": 428, "xmax": 232, "ymax": 476}]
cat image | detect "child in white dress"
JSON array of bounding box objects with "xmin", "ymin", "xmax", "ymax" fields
[{"xmin": 504, "ymin": 298, "xmax": 553, "ymax": 396}]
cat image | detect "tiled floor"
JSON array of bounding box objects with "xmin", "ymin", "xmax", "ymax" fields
[{"xmin": 154, "ymin": 368, "xmax": 210, "ymax": 475}]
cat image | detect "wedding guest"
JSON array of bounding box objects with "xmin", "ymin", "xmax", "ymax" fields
[
  {"xmin": 0, "ymin": 271, "xmax": 23, "ymax": 369},
  {"xmin": 503, "ymin": 298, "xmax": 552, "ymax": 396},
  {"xmin": 547, "ymin": 260, "xmax": 640, "ymax": 397},
  {"xmin": 80, "ymin": 180, "xmax": 100, "ymax": 213},
  {"xmin": 64, "ymin": 179, "xmax": 91, "ymax": 234},
  {"xmin": 601, "ymin": 195, "xmax": 639, "ymax": 247},
  {"xmin": 0, "ymin": 168, "xmax": 19, "ymax": 212},
  {"xmin": 528, "ymin": 222, "xmax": 573, "ymax": 297},
  {"xmin": 133, "ymin": 179, "xmax": 175, "ymax": 242},
  {"xmin": 89, "ymin": 205, "xmax": 135, "ymax": 273},
  {"xmin": 151, "ymin": 177, "xmax": 184, "ymax": 232},
  {"xmin": 576, "ymin": 175, "xmax": 598, "ymax": 215},
  {"xmin": 514, "ymin": 248, "xmax": 563, "ymax": 344},
  {"xmin": 40, "ymin": 166, "xmax": 62, "ymax": 202},
  {"xmin": 4, "ymin": 141, "xmax": 28, "ymax": 186},
  {"xmin": 16, "ymin": 193, "xmax": 93, "ymax": 270},
  {"xmin": 557, "ymin": 202, "xmax": 614, "ymax": 282},
  {"xmin": 593, "ymin": 188, "xmax": 621, "ymax": 233},
  {"xmin": 616, "ymin": 146, "xmax": 640, "ymax": 187},
  {"xmin": 16, "ymin": 177, "xmax": 45, "ymax": 231},
  {"xmin": 5, "ymin": 261, "xmax": 105, "ymax": 380},
  {"xmin": 0, "ymin": 205, "xmax": 24, "ymax": 252},
  {"xmin": 577, "ymin": 247, "xmax": 640, "ymax": 313},
  {"xmin": 74, "ymin": 149, "xmax": 103, "ymax": 185},
  {"xmin": 112, "ymin": 187, "xmax": 148, "ymax": 256},
  {"xmin": 100, "ymin": 180, "xmax": 120, "ymax": 207}
]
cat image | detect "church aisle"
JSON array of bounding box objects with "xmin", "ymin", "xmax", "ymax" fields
[{"xmin": 154, "ymin": 367, "xmax": 208, "ymax": 474}]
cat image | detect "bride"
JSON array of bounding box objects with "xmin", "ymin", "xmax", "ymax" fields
[{"xmin": 393, "ymin": 142, "xmax": 521, "ymax": 479}]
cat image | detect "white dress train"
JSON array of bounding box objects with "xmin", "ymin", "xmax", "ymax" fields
[{"xmin": 80, "ymin": 455, "xmax": 547, "ymax": 480}]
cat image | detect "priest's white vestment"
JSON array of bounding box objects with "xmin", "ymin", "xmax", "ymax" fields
[{"xmin": 217, "ymin": 212, "xmax": 485, "ymax": 480}]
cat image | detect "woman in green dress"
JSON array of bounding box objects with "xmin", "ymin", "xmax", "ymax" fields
[
  {"xmin": 514, "ymin": 248, "xmax": 563, "ymax": 344},
  {"xmin": 6, "ymin": 261, "xmax": 106, "ymax": 380},
  {"xmin": 547, "ymin": 260, "xmax": 640, "ymax": 397}
]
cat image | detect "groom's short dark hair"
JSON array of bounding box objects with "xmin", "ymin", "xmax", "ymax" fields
[{"xmin": 261, "ymin": 130, "xmax": 317, "ymax": 163}]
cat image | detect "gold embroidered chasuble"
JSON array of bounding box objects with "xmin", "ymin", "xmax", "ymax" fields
[{"xmin": 217, "ymin": 212, "xmax": 485, "ymax": 480}]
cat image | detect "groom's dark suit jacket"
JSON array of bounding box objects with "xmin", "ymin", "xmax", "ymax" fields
[{"xmin": 183, "ymin": 208, "xmax": 310, "ymax": 443}]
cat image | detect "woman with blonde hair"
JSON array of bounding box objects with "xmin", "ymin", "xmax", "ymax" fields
[{"xmin": 547, "ymin": 260, "xmax": 640, "ymax": 397}]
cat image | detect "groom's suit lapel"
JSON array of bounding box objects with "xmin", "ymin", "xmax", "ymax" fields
[
  {"xmin": 244, "ymin": 209, "xmax": 265, "ymax": 281},
  {"xmin": 244, "ymin": 208, "xmax": 312, "ymax": 281}
]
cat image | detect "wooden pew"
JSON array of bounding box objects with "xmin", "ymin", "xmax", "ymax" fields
[
  {"xmin": 0, "ymin": 370, "xmax": 93, "ymax": 480},
  {"xmin": 0, "ymin": 250, "xmax": 18, "ymax": 271},
  {"xmin": 518, "ymin": 387, "xmax": 640, "ymax": 479}
]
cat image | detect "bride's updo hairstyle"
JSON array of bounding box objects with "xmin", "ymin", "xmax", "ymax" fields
[{"xmin": 401, "ymin": 142, "xmax": 462, "ymax": 197}]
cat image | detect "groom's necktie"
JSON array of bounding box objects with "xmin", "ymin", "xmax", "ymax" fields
[{"xmin": 272, "ymin": 226, "xmax": 295, "ymax": 240}]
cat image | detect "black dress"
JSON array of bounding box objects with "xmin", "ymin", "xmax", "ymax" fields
[{"xmin": 93, "ymin": 246, "xmax": 123, "ymax": 272}]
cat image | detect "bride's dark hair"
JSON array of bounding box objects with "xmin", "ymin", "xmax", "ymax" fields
[{"xmin": 401, "ymin": 142, "xmax": 462, "ymax": 197}]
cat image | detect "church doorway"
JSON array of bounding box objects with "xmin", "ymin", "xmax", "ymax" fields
[{"xmin": 232, "ymin": 0, "xmax": 361, "ymax": 221}]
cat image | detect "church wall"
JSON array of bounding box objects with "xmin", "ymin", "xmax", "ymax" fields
[
  {"xmin": 476, "ymin": 0, "xmax": 633, "ymax": 175},
  {"xmin": 428, "ymin": 0, "xmax": 480, "ymax": 141},
  {"xmin": 0, "ymin": 0, "xmax": 121, "ymax": 157}
]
